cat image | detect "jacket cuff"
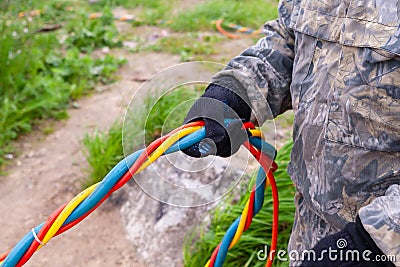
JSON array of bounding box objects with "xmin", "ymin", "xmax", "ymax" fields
[
  {"xmin": 359, "ymin": 184, "xmax": 400, "ymax": 266},
  {"xmin": 212, "ymin": 70, "xmax": 269, "ymax": 126}
]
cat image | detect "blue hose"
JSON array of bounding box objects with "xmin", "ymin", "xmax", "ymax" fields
[
  {"xmin": 213, "ymin": 137, "xmax": 275, "ymax": 267},
  {"xmin": 214, "ymin": 166, "xmax": 267, "ymax": 267}
]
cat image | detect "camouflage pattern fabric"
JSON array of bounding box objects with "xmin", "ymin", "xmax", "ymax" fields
[{"xmin": 213, "ymin": 0, "xmax": 400, "ymax": 265}]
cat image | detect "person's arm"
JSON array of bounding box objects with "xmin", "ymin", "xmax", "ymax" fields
[
  {"xmin": 211, "ymin": 0, "xmax": 295, "ymax": 125},
  {"xmin": 183, "ymin": 0, "xmax": 295, "ymax": 158}
]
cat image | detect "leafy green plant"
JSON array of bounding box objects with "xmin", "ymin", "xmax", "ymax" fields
[
  {"xmin": 184, "ymin": 140, "xmax": 294, "ymax": 267},
  {"xmin": 65, "ymin": 7, "xmax": 122, "ymax": 53},
  {"xmin": 46, "ymin": 49, "xmax": 126, "ymax": 99},
  {"xmin": 0, "ymin": 14, "xmax": 59, "ymax": 164}
]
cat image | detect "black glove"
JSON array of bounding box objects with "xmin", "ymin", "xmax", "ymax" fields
[
  {"xmin": 300, "ymin": 216, "xmax": 395, "ymax": 267},
  {"xmin": 183, "ymin": 83, "xmax": 251, "ymax": 158}
]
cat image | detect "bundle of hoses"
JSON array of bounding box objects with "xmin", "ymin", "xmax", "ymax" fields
[{"xmin": 0, "ymin": 121, "xmax": 279, "ymax": 267}]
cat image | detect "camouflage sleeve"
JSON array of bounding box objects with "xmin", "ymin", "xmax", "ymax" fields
[
  {"xmin": 359, "ymin": 184, "xmax": 400, "ymax": 266},
  {"xmin": 211, "ymin": 0, "xmax": 295, "ymax": 125}
]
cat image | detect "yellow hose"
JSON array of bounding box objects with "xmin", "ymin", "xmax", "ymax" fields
[
  {"xmin": 136, "ymin": 126, "xmax": 202, "ymax": 173},
  {"xmin": 38, "ymin": 183, "xmax": 98, "ymax": 249},
  {"xmin": 229, "ymin": 199, "xmax": 250, "ymax": 249}
]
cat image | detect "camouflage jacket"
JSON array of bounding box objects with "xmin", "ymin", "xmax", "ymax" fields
[{"xmin": 212, "ymin": 0, "xmax": 400, "ymax": 265}]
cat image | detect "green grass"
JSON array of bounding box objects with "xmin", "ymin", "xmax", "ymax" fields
[
  {"xmin": 91, "ymin": 0, "xmax": 169, "ymax": 9},
  {"xmin": 82, "ymin": 121, "xmax": 124, "ymax": 189},
  {"xmin": 82, "ymin": 86, "xmax": 203, "ymax": 188},
  {"xmin": 146, "ymin": 33, "xmax": 222, "ymax": 61},
  {"xmin": 184, "ymin": 140, "xmax": 294, "ymax": 267},
  {"xmin": 135, "ymin": 2, "xmax": 173, "ymax": 24},
  {"xmin": 143, "ymin": 86, "xmax": 203, "ymax": 142},
  {"xmin": 276, "ymin": 111, "xmax": 295, "ymax": 129},
  {"xmin": 170, "ymin": 0, "xmax": 279, "ymax": 32},
  {"xmin": 0, "ymin": 0, "xmax": 126, "ymax": 167}
]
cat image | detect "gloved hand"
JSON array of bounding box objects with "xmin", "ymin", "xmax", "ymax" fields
[
  {"xmin": 183, "ymin": 83, "xmax": 251, "ymax": 158},
  {"xmin": 300, "ymin": 216, "xmax": 395, "ymax": 267}
]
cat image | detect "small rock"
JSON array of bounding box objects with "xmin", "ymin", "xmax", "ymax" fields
[
  {"xmin": 131, "ymin": 76, "xmax": 149, "ymax": 82},
  {"xmin": 101, "ymin": 46, "xmax": 110, "ymax": 54},
  {"xmin": 4, "ymin": 153, "xmax": 13, "ymax": 159},
  {"xmin": 23, "ymin": 142, "xmax": 32, "ymax": 148},
  {"xmin": 72, "ymin": 102, "xmax": 80, "ymax": 109},
  {"xmin": 122, "ymin": 41, "xmax": 138, "ymax": 50}
]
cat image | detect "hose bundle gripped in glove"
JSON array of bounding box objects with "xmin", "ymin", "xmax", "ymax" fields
[{"xmin": 183, "ymin": 82, "xmax": 252, "ymax": 158}]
